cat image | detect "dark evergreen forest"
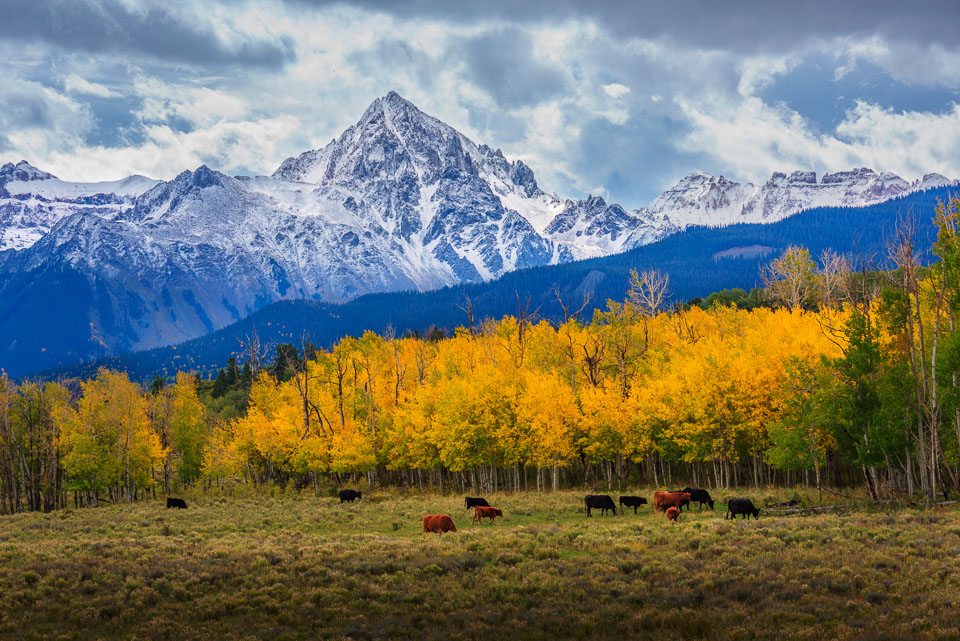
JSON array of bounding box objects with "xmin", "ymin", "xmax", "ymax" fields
[{"xmin": 29, "ymin": 187, "xmax": 952, "ymax": 382}]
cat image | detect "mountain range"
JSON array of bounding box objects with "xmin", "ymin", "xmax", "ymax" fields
[
  {"xmin": 0, "ymin": 91, "xmax": 956, "ymax": 377},
  {"xmin": 38, "ymin": 185, "xmax": 951, "ymax": 383}
]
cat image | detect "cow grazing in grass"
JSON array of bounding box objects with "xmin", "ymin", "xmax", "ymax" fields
[
  {"xmin": 339, "ymin": 489, "xmax": 362, "ymax": 503},
  {"xmin": 423, "ymin": 514, "xmax": 457, "ymax": 533},
  {"xmin": 666, "ymin": 507, "xmax": 680, "ymax": 522},
  {"xmin": 618, "ymin": 496, "xmax": 648, "ymax": 514},
  {"xmin": 653, "ymin": 491, "xmax": 691, "ymax": 513},
  {"xmin": 166, "ymin": 497, "xmax": 187, "ymax": 509},
  {"xmin": 585, "ymin": 494, "xmax": 617, "ymax": 517},
  {"xmin": 680, "ymin": 487, "xmax": 715, "ymax": 510},
  {"xmin": 472, "ymin": 506, "xmax": 503, "ymax": 524},
  {"xmin": 726, "ymin": 498, "xmax": 760, "ymax": 520},
  {"xmin": 465, "ymin": 497, "xmax": 490, "ymax": 509}
]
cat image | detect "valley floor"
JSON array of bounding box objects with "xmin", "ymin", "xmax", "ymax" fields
[{"xmin": 0, "ymin": 489, "xmax": 958, "ymax": 640}]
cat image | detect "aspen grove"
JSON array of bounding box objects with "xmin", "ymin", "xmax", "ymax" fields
[{"xmin": 3, "ymin": 198, "xmax": 960, "ymax": 513}]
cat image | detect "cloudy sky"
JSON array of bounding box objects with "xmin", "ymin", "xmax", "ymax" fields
[{"xmin": 2, "ymin": 0, "xmax": 960, "ymax": 207}]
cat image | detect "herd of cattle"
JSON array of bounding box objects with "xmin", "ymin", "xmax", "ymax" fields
[
  {"xmin": 365, "ymin": 487, "xmax": 760, "ymax": 533},
  {"xmin": 165, "ymin": 487, "xmax": 769, "ymax": 532},
  {"xmin": 584, "ymin": 488, "xmax": 760, "ymax": 520}
]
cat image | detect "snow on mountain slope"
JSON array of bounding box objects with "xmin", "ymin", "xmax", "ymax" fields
[
  {"xmin": 646, "ymin": 168, "xmax": 930, "ymax": 231},
  {"xmin": 271, "ymin": 92, "xmax": 562, "ymax": 276},
  {"xmin": 913, "ymin": 173, "xmax": 959, "ymax": 191},
  {"xmin": 1, "ymin": 91, "xmax": 957, "ymax": 375},
  {"xmin": 0, "ymin": 160, "xmax": 160, "ymax": 251}
]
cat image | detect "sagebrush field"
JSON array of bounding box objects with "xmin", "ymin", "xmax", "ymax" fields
[{"xmin": 1, "ymin": 490, "xmax": 959, "ymax": 641}]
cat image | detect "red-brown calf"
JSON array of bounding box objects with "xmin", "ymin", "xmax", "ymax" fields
[
  {"xmin": 422, "ymin": 514, "xmax": 457, "ymax": 533},
  {"xmin": 653, "ymin": 491, "xmax": 691, "ymax": 512},
  {"xmin": 472, "ymin": 506, "xmax": 503, "ymax": 524}
]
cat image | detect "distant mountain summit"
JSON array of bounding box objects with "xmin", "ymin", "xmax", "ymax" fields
[
  {"xmin": 646, "ymin": 167, "xmax": 949, "ymax": 229},
  {"xmin": 271, "ymin": 90, "xmax": 563, "ymax": 279},
  {"xmin": 0, "ymin": 92, "xmax": 956, "ymax": 375},
  {"xmin": 0, "ymin": 160, "xmax": 159, "ymax": 250}
]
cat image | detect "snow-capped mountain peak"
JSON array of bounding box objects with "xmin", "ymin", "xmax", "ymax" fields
[
  {"xmin": 1, "ymin": 160, "xmax": 55, "ymax": 183},
  {"xmin": 0, "ymin": 161, "xmax": 160, "ymax": 251},
  {"xmin": 914, "ymin": 173, "xmax": 959, "ymax": 191},
  {"xmin": 2, "ymin": 91, "xmax": 957, "ymax": 374},
  {"xmin": 644, "ymin": 165, "xmax": 948, "ymax": 229}
]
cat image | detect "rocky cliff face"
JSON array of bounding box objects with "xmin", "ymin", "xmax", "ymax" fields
[{"xmin": 0, "ymin": 160, "xmax": 159, "ymax": 250}]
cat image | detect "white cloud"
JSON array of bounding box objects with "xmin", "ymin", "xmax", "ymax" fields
[
  {"xmin": 41, "ymin": 115, "xmax": 301, "ymax": 182},
  {"xmin": 3, "ymin": 3, "xmax": 960, "ymax": 205},
  {"xmin": 738, "ymin": 54, "xmax": 795, "ymax": 97},
  {"xmin": 676, "ymin": 95, "xmax": 960, "ymax": 183},
  {"xmin": 842, "ymin": 37, "xmax": 960, "ymax": 87},
  {"xmin": 132, "ymin": 76, "xmax": 250, "ymax": 127},
  {"xmin": 1, "ymin": 74, "xmax": 94, "ymax": 155},
  {"xmin": 63, "ymin": 73, "xmax": 119, "ymax": 98},
  {"xmin": 836, "ymin": 101, "xmax": 960, "ymax": 177},
  {"xmin": 602, "ymin": 83, "xmax": 630, "ymax": 99}
]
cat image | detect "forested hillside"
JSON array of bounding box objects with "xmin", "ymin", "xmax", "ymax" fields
[
  {"xmin": 4, "ymin": 194, "xmax": 960, "ymax": 512},
  {"xmin": 34, "ymin": 186, "xmax": 951, "ymax": 382}
]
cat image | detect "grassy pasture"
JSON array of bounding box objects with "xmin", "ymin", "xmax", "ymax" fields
[{"xmin": 1, "ymin": 489, "xmax": 959, "ymax": 640}]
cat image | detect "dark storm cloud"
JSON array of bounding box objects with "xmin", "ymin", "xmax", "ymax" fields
[
  {"xmin": 0, "ymin": 0, "xmax": 296, "ymax": 68},
  {"xmin": 572, "ymin": 111, "xmax": 712, "ymax": 205},
  {"xmin": 346, "ymin": 39, "xmax": 440, "ymax": 93},
  {"xmin": 463, "ymin": 107, "xmax": 527, "ymax": 146},
  {"xmin": 760, "ymin": 56, "xmax": 960, "ymax": 133},
  {"xmin": 284, "ymin": 0, "xmax": 960, "ymax": 53},
  {"xmin": 7, "ymin": 0, "xmax": 960, "ymax": 199},
  {"xmin": 2, "ymin": 91, "xmax": 55, "ymax": 129},
  {"xmin": 77, "ymin": 95, "xmax": 148, "ymax": 148},
  {"xmin": 455, "ymin": 28, "xmax": 566, "ymax": 108}
]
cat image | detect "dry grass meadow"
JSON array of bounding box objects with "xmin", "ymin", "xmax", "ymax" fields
[{"xmin": 1, "ymin": 488, "xmax": 959, "ymax": 640}]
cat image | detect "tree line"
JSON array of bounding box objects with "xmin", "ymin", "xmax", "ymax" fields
[
  {"xmin": 35, "ymin": 186, "xmax": 947, "ymax": 384},
  {"xmin": 2, "ymin": 196, "xmax": 960, "ymax": 513}
]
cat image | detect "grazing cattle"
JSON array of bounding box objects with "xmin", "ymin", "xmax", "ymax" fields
[
  {"xmin": 465, "ymin": 497, "xmax": 490, "ymax": 509},
  {"xmin": 423, "ymin": 514, "xmax": 457, "ymax": 533},
  {"xmin": 653, "ymin": 491, "xmax": 691, "ymax": 513},
  {"xmin": 726, "ymin": 498, "xmax": 760, "ymax": 520},
  {"xmin": 339, "ymin": 489, "xmax": 362, "ymax": 503},
  {"xmin": 585, "ymin": 494, "xmax": 617, "ymax": 517},
  {"xmin": 166, "ymin": 497, "xmax": 187, "ymax": 509},
  {"xmin": 472, "ymin": 506, "xmax": 503, "ymax": 524},
  {"xmin": 618, "ymin": 496, "xmax": 648, "ymax": 514},
  {"xmin": 680, "ymin": 487, "xmax": 715, "ymax": 510},
  {"xmin": 666, "ymin": 507, "xmax": 680, "ymax": 522}
]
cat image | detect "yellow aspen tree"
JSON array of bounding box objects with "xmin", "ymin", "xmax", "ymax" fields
[{"xmin": 516, "ymin": 370, "xmax": 579, "ymax": 491}]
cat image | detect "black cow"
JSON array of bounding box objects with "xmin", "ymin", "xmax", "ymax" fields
[
  {"xmin": 618, "ymin": 496, "xmax": 648, "ymax": 514},
  {"xmin": 585, "ymin": 494, "xmax": 617, "ymax": 517},
  {"xmin": 680, "ymin": 487, "xmax": 715, "ymax": 510},
  {"xmin": 726, "ymin": 498, "xmax": 760, "ymax": 520},
  {"xmin": 166, "ymin": 497, "xmax": 187, "ymax": 509},
  {"xmin": 465, "ymin": 497, "xmax": 490, "ymax": 509},
  {"xmin": 339, "ymin": 489, "xmax": 362, "ymax": 503}
]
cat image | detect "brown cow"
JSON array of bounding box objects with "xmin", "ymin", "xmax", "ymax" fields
[
  {"xmin": 653, "ymin": 491, "xmax": 692, "ymax": 512},
  {"xmin": 472, "ymin": 506, "xmax": 503, "ymax": 524},
  {"xmin": 666, "ymin": 506, "xmax": 680, "ymax": 522},
  {"xmin": 422, "ymin": 514, "xmax": 457, "ymax": 533}
]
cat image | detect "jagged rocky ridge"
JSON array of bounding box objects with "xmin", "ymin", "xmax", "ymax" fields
[
  {"xmin": 0, "ymin": 92, "xmax": 956, "ymax": 370},
  {"xmin": 0, "ymin": 160, "xmax": 159, "ymax": 250}
]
